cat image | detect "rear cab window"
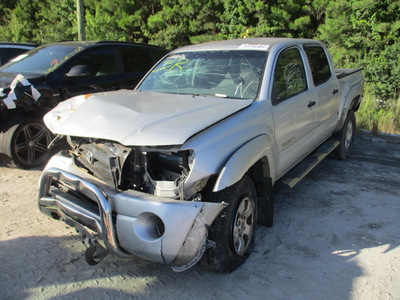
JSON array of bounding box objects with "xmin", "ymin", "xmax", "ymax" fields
[{"xmin": 304, "ymin": 45, "xmax": 332, "ymax": 86}]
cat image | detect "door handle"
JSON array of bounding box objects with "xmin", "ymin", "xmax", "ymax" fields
[
  {"xmin": 333, "ymin": 89, "xmax": 339, "ymax": 94},
  {"xmin": 307, "ymin": 100, "xmax": 316, "ymax": 108}
]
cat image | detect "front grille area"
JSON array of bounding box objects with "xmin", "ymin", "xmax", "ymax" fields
[
  {"xmin": 68, "ymin": 138, "xmax": 131, "ymax": 190},
  {"xmin": 50, "ymin": 177, "xmax": 100, "ymax": 217}
]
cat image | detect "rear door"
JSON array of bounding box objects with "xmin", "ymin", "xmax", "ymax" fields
[
  {"xmin": 271, "ymin": 46, "xmax": 317, "ymax": 176},
  {"xmin": 304, "ymin": 45, "xmax": 340, "ymax": 143}
]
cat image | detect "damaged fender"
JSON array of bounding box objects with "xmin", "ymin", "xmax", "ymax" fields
[{"xmin": 213, "ymin": 134, "xmax": 275, "ymax": 192}]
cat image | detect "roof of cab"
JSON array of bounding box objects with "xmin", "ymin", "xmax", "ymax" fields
[{"xmin": 171, "ymin": 38, "xmax": 320, "ymax": 53}]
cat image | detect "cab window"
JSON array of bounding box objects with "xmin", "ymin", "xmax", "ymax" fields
[
  {"xmin": 304, "ymin": 46, "xmax": 331, "ymax": 86},
  {"xmin": 272, "ymin": 48, "xmax": 307, "ymax": 103}
]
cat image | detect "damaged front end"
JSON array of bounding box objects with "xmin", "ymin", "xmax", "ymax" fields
[
  {"xmin": 67, "ymin": 136, "xmax": 194, "ymax": 200},
  {"xmin": 38, "ymin": 137, "xmax": 227, "ymax": 271}
]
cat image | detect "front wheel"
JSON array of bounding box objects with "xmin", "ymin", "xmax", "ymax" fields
[
  {"xmin": 0, "ymin": 118, "xmax": 53, "ymax": 168},
  {"xmin": 204, "ymin": 175, "xmax": 258, "ymax": 273}
]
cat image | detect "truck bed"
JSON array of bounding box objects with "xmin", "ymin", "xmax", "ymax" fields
[{"xmin": 335, "ymin": 68, "xmax": 363, "ymax": 79}]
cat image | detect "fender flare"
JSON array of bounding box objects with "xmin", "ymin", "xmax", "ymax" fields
[
  {"xmin": 213, "ymin": 135, "xmax": 275, "ymax": 192},
  {"xmin": 336, "ymin": 83, "xmax": 363, "ymax": 133}
]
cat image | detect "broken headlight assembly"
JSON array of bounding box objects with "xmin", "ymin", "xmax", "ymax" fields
[
  {"xmin": 142, "ymin": 149, "xmax": 193, "ymax": 199},
  {"xmin": 146, "ymin": 151, "xmax": 190, "ymax": 181}
]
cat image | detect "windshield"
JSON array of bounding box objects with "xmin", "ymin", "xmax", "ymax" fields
[
  {"xmin": 138, "ymin": 50, "xmax": 268, "ymax": 99},
  {"xmin": 0, "ymin": 45, "xmax": 84, "ymax": 75}
]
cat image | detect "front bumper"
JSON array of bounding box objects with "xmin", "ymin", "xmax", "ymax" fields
[{"xmin": 38, "ymin": 153, "xmax": 226, "ymax": 269}]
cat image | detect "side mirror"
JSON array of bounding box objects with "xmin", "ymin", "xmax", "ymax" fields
[{"xmin": 66, "ymin": 65, "xmax": 91, "ymax": 78}]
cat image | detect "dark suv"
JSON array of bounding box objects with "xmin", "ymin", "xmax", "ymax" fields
[
  {"xmin": 0, "ymin": 41, "xmax": 167, "ymax": 168},
  {"xmin": 0, "ymin": 42, "xmax": 38, "ymax": 66}
]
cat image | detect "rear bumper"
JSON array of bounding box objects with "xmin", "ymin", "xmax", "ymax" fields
[{"xmin": 38, "ymin": 153, "xmax": 226, "ymax": 268}]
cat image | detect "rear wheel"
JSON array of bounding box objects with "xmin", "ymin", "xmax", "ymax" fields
[
  {"xmin": 0, "ymin": 118, "xmax": 53, "ymax": 168},
  {"xmin": 333, "ymin": 110, "xmax": 356, "ymax": 159},
  {"xmin": 204, "ymin": 175, "xmax": 257, "ymax": 273}
]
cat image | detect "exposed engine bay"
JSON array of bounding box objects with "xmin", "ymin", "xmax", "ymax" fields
[{"xmin": 67, "ymin": 136, "xmax": 193, "ymax": 199}]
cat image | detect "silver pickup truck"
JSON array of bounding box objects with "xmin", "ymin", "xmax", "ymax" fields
[{"xmin": 38, "ymin": 38, "xmax": 363, "ymax": 273}]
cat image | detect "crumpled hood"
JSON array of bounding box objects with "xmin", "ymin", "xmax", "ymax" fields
[{"xmin": 44, "ymin": 90, "xmax": 252, "ymax": 146}]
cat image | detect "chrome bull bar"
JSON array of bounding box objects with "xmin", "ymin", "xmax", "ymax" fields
[
  {"xmin": 38, "ymin": 167, "xmax": 135, "ymax": 260},
  {"xmin": 38, "ymin": 165, "xmax": 228, "ymax": 270}
]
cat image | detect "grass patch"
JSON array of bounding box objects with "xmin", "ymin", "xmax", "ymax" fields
[{"xmin": 357, "ymin": 86, "xmax": 400, "ymax": 135}]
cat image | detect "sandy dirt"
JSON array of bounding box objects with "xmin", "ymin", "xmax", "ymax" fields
[{"xmin": 0, "ymin": 132, "xmax": 399, "ymax": 300}]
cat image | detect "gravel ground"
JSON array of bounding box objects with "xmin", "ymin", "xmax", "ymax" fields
[{"xmin": 1, "ymin": 132, "xmax": 399, "ymax": 300}]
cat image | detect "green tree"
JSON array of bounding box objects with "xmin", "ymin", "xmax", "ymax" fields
[
  {"xmin": 84, "ymin": 0, "xmax": 163, "ymax": 43},
  {"xmin": 35, "ymin": 0, "xmax": 77, "ymax": 43},
  {"xmin": 0, "ymin": 0, "xmax": 41, "ymax": 42},
  {"xmin": 0, "ymin": 0, "xmax": 17, "ymax": 27},
  {"xmin": 218, "ymin": 0, "xmax": 251, "ymax": 39},
  {"xmin": 0, "ymin": 0, "xmax": 77, "ymax": 43},
  {"xmin": 250, "ymin": 0, "xmax": 321, "ymax": 38},
  {"xmin": 145, "ymin": 0, "xmax": 191, "ymax": 48},
  {"xmin": 318, "ymin": 0, "xmax": 400, "ymax": 99},
  {"xmin": 187, "ymin": 0, "xmax": 224, "ymax": 43},
  {"xmin": 216, "ymin": 0, "xmax": 323, "ymax": 39}
]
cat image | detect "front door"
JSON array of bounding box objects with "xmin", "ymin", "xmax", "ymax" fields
[
  {"xmin": 271, "ymin": 47, "xmax": 317, "ymax": 177},
  {"xmin": 60, "ymin": 47, "xmax": 120, "ymax": 98}
]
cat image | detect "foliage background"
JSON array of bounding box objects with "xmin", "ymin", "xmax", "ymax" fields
[{"xmin": 0, "ymin": 0, "xmax": 399, "ymax": 133}]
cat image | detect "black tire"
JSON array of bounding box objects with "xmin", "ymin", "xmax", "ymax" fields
[
  {"xmin": 0, "ymin": 118, "xmax": 53, "ymax": 168},
  {"xmin": 204, "ymin": 175, "xmax": 258, "ymax": 273},
  {"xmin": 332, "ymin": 110, "xmax": 356, "ymax": 160}
]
